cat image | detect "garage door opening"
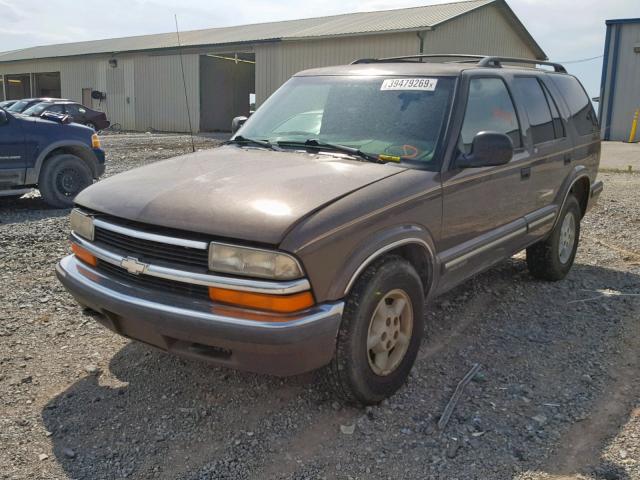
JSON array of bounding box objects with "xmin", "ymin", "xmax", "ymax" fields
[
  {"xmin": 4, "ymin": 73, "xmax": 31, "ymax": 99},
  {"xmin": 200, "ymin": 53, "xmax": 255, "ymax": 132},
  {"xmin": 34, "ymin": 72, "xmax": 61, "ymax": 98}
]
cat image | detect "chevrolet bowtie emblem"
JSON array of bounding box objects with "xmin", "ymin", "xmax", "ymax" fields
[{"xmin": 120, "ymin": 256, "xmax": 147, "ymax": 275}]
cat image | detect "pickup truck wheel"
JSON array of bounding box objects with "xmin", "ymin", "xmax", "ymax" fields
[
  {"xmin": 526, "ymin": 195, "xmax": 581, "ymax": 281},
  {"xmin": 38, "ymin": 154, "xmax": 93, "ymax": 209},
  {"xmin": 323, "ymin": 255, "xmax": 424, "ymax": 405}
]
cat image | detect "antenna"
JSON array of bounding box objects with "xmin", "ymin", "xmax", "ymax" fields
[{"xmin": 175, "ymin": 14, "xmax": 196, "ymax": 153}]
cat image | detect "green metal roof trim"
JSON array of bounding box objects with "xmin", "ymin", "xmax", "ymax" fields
[{"xmin": 0, "ymin": 0, "xmax": 545, "ymax": 63}]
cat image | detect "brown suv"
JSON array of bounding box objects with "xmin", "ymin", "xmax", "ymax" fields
[{"xmin": 56, "ymin": 55, "xmax": 603, "ymax": 404}]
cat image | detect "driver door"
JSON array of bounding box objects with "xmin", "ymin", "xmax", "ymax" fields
[
  {"xmin": 0, "ymin": 111, "xmax": 26, "ymax": 187},
  {"xmin": 437, "ymin": 76, "xmax": 532, "ymax": 291}
]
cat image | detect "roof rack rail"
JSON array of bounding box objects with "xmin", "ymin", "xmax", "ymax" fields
[
  {"xmin": 477, "ymin": 56, "xmax": 567, "ymax": 73},
  {"xmin": 351, "ymin": 54, "xmax": 486, "ymax": 64},
  {"xmin": 351, "ymin": 54, "xmax": 567, "ymax": 73}
]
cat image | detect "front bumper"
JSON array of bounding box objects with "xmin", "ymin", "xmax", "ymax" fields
[
  {"xmin": 56, "ymin": 255, "xmax": 343, "ymax": 376},
  {"xmin": 93, "ymin": 148, "xmax": 106, "ymax": 177}
]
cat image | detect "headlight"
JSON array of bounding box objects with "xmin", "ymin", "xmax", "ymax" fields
[
  {"xmin": 69, "ymin": 208, "xmax": 94, "ymax": 241},
  {"xmin": 209, "ymin": 242, "xmax": 303, "ymax": 280}
]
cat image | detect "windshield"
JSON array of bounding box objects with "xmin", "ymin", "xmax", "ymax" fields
[
  {"xmin": 237, "ymin": 75, "xmax": 455, "ymax": 169},
  {"xmin": 23, "ymin": 102, "xmax": 52, "ymax": 116},
  {"xmin": 7, "ymin": 100, "xmax": 30, "ymax": 112}
]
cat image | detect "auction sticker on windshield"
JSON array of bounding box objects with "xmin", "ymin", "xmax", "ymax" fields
[{"xmin": 380, "ymin": 78, "xmax": 438, "ymax": 91}]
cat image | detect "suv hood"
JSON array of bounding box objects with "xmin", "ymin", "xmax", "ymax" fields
[{"xmin": 75, "ymin": 145, "xmax": 405, "ymax": 244}]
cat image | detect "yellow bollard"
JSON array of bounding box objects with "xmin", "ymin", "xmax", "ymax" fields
[{"xmin": 629, "ymin": 108, "xmax": 639, "ymax": 143}]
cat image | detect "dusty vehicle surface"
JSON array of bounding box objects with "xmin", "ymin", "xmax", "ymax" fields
[{"xmin": 56, "ymin": 55, "xmax": 603, "ymax": 404}]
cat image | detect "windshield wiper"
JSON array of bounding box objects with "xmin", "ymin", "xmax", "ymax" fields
[
  {"xmin": 227, "ymin": 135, "xmax": 280, "ymax": 151},
  {"xmin": 277, "ymin": 139, "xmax": 385, "ymax": 164}
]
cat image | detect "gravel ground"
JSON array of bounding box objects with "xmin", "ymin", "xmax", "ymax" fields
[{"xmin": 0, "ymin": 133, "xmax": 638, "ymax": 480}]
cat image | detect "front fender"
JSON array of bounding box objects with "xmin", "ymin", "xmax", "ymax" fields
[
  {"xmin": 332, "ymin": 224, "xmax": 439, "ymax": 300},
  {"xmin": 25, "ymin": 140, "xmax": 98, "ymax": 184}
]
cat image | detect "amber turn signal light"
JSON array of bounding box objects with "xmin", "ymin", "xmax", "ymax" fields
[
  {"xmin": 71, "ymin": 242, "xmax": 97, "ymax": 267},
  {"xmin": 208, "ymin": 287, "xmax": 314, "ymax": 314}
]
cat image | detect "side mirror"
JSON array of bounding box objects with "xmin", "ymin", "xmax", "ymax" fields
[
  {"xmin": 0, "ymin": 109, "xmax": 7, "ymax": 125},
  {"xmin": 457, "ymin": 131, "xmax": 513, "ymax": 168},
  {"xmin": 231, "ymin": 116, "xmax": 248, "ymax": 134}
]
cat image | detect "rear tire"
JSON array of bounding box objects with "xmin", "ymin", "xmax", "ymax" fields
[
  {"xmin": 322, "ymin": 255, "xmax": 424, "ymax": 405},
  {"xmin": 527, "ymin": 195, "xmax": 581, "ymax": 281},
  {"xmin": 38, "ymin": 154, "xmax": 93, "ymax": 208}
]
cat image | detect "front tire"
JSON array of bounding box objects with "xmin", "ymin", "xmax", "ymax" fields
[
  {"xmin": 38, "ymin": 154, "xmax": 93, "ymax": 208},
  {"xmin": 527, "ymin": 195, "xmax": 581, "ymax": 281},
  {"xmin": 323, "ymin": 255, "xmax": 424, "ymax": 405}
]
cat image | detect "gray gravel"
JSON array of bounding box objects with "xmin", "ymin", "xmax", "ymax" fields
[{"xmin": 0, "ymin": 134, "xmax": 638, "ymax": 480}]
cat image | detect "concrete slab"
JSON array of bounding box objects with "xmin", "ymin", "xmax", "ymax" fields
[{"xmin": 600, "ymin": 141, "xmax": 640, "ymax": 172}]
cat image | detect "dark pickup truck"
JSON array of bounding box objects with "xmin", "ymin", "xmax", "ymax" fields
[
  {"xmin": 57, "ymin": 55, "xmax": 603, "ymax": 404},
  {"xmin": 0, "ymin": 107, "xmax": 105, "ymax": 208}
]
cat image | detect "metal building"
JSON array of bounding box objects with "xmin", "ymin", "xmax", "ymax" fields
[
  {"xmin": 599, "ymin": 18, "xmax": 640, "ymax": 141},
  {"xmin": 0, "ymin": 0, "xmax": 545, "ymax": 133}
]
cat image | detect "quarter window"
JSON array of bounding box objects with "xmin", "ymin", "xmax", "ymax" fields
[
  {"xmin": 513, "ymin": 77, "xmax": 555, "ymax": 144},
  {"xmin": 549, "ymin": 74, "xmax": 599, "ymax": 136},
  {"xmin": 459, "ymin": 78, "xmax": 521, "ymax": 154}
]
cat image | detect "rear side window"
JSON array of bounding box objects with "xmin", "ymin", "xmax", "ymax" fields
[
  {"xmin": 549, "ymin": 75, "xmax": 598, "ymax": 136},
  {"xmin": 459, "ymin": 78, "xmax": 522, "ymax": 154},
  {"xmin": 513, "ymin": 77, "xmax": 555, "ymax": 144}
]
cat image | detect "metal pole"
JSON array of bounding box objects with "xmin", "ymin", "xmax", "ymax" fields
[
  {"xmin": 628, "ymin": 108, "xmax": 639, "ymax": 143},
  {"xmin": 175, "ymin": 14, "xmax": 196, "ymax": 153}
]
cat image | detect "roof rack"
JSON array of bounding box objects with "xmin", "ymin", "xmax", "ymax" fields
[
  {"xmin": 477, "ymin": 56, "xmax": 566, "ymax": 73},
  {"xmin": 351, "ymin": 54, "xmax": 567, "ymax": 73},
  {"xmin": 351, "ymin": 54, "xmax": 486, "ymax": 64}
]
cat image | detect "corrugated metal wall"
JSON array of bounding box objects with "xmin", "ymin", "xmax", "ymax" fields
[
  {"xmin": 255, "ymin": 32, "xmax": 418, "ymax": 104},
  {"xmin": 0, "ymin": 3, "xmax": 539, "ymax": 132},
  {"xmin": 133, "ymin": 54, "xmax": 199, "ymax": 132},
  {"xmin": 422, "ymin": 3, "xmax": 536, "ymax": 58},
  {"xmin": 0, "ymin": 53, "xmax": 199, "ymax": 132},
  {"xmin": 254, "ymin": 3, "xmax": 537, "ymax": 105},
  {"xmin": 600, "ymin": 21, "xmax": 640, "ymax": 141}
]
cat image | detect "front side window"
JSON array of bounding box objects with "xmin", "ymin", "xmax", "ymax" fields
[
  {"xmin": 7, "ymin": 100, "xmax": 29, "ymax": 112},
  {"xmin": 48, "ymin": 104, "xmax": 65, "ymax": 113},
  {"xmin": 513, "ymin": 77, "xmax": 555, "ymax": 144},
  {"xmin": 459, "ymin": 78, "xmax": 521, "ymax": 154},
  {"xmin": 22, "ymin": 102, "xmax": 52, "ymax": 116},
  {"xmin": 238, "ymin": 75, "xmax": 456, "ymax": 169}
]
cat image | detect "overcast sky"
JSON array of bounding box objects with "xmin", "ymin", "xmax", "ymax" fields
[{"xmin": 1, "ymin": 0, "xmax": 638, "ymax": 100}]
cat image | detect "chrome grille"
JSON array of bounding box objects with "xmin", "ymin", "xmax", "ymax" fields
[
  {"xmin": 93, "ymin": 225, "xmax": 209, "ymax": 269},
  {"xmin": 98, "ymin": 261, "xmax": 210, "ymax": 299}
]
